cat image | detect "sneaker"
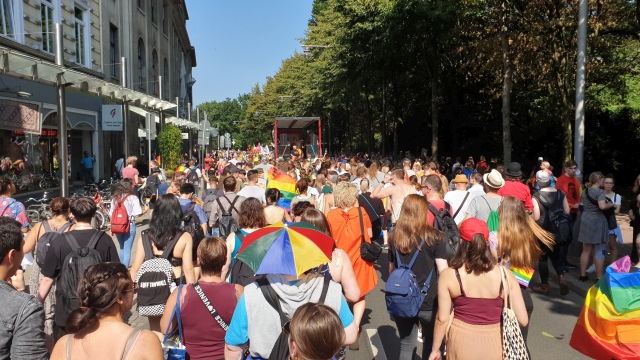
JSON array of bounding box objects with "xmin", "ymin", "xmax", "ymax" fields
[
  {"xmin": 417, "ymin": 329, "xmax": 423, "ymax": 343},
  {"xmin": 564, "ymin": 262, "xmax": 578, "ymax": 269},
  {"xmin": 586, "ymin": 264, "xmax": 596, "ymax": 273},
  {"xmin": 578, "ymin": 275, "xmax": 589, "ymax": 282}
]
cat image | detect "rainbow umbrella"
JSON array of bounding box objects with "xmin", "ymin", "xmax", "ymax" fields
[
  {"xmin": 236, "ymin": 222, "xmax": 334, "ymax": 277},
  {"xmin": 570, "ymin": 256, "xmax": 640, "ymax": 359}
]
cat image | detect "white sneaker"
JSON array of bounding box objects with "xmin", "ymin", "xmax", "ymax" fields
[
  {"xmin": 417, "ymin": 329, "xmax": 423, "ymax": 343},
  {"xmin": 586, "ymin": 264, "xmax": 596, "ymax": 273}
]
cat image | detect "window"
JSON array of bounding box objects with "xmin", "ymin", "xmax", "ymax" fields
[
  {"xmin": 151, "ymin": 0, "xmax": 156, "ymax": 24},
  {"xmin": 41, "ymin": 1, "xmax": 54, "ymax": 52},
  {"xmin": 163, "ymin": 58, "xmax": 168, "ymax": 98},
  {"xmin": 0, "ymin": 0, "xmax": 14, "ymax": 38},
  {"xmin": 137, "ymin": 0, "xmax": 143, "ymax": 11},
  {"xmin": 109, "ymin": 24, "xmax": 118, "ymax": 80},
  {"xmin": 151, "ymin": 50, "xmax": 158, "ymax": 94},
  {"xmin": 74, "ymin": 6, "xmax": 87, "ymax": 64},
  {"xmin": 137, "ymin": 39, "xmax": 145, "ymax": 90},
  {"xmin": 162, "ymin": 5, "xmax": 167, "ymax": 34}
]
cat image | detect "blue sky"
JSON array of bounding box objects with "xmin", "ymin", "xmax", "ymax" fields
[{"xmin": 186, "ymin": 1, "xmax": 314, "ymax": 106}]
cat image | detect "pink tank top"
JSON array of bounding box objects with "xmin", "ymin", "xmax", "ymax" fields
[
  {"xmin": 181, "ymin": 281, "xmax": 237, "ymax": 359},
  {"xmin": 452, "ymin": 269, "xmax": 503, "ymax": 325}
]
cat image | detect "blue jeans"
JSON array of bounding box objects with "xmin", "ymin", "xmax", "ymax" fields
[{"xmin": 115, "ymin": 221, "xmax": 136, "ymax": 267}]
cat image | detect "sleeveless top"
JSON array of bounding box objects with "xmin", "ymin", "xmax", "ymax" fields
[
  {"xmin": 66, "ymin": 329, "xmax": 141, "ymax": 360},
  {"xmin": 452, "ymin": 269, "xmax": 503, "ymax": 325},
  {"xmin": 182, "ymin": 281, "xmax": 238, "ymax": 360}
]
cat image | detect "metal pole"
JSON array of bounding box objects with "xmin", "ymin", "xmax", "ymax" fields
[
  {"xmin": 188, "ymin": 103, "xmax": 193, "ymax": 161},
  {"xmin": 146, "ymin": 114, "xmax": 152, "ymax": 175},
  {"xmin": 55, "ymin": 23, "xmax": 69, "ymax": 197},
  {"xmin": 158, "ymin": 76, "xmax": 164, "ymax": 129},
  {"xmin": 574, "ymin": 0, "xmax": 587, "ymax": 173},
  {"xmin": 121, "ymin": 57, "xmax": 129, "ymax": 159}
]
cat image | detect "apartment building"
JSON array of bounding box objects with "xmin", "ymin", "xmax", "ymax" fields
[{"xmin": 0, "ymin": 0, "xmax": 196, "ymax": 189}]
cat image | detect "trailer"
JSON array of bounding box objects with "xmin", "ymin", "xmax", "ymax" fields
[{"xmin": 273, "ymin": 117, "xmax": 322, "ymax": 158}]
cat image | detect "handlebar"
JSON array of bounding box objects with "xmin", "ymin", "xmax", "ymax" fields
[{"xmin": 26, "ymin": 198, "xmax": 49, "ymax": 203}]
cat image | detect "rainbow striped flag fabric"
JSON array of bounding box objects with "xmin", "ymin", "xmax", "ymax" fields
[
  {"xmin": 570, "ymin": 256, "xmax": 640, "ymax": 359},
  {"xmin": 267, "ymin": 167, "xmax": 297, "ymax": 210},
  {"xmin": 510, "ymin": 266, "xmax": 534, "ymax": 287}
]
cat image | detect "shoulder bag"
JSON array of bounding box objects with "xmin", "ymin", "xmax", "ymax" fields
[
  {"xmin": 585, "ymin": 189, "xmax": 617, "ymax": 230},
  {"xmin": 162, "ymin": 284, "xmax": 187, "ymax": 360},
  {"xmin": 358, "ymin": 207, "xmax": 382, "ymax": 262},
  {"xmin": 499, "ymin": 266, "xmax": 529, "ymax": 360}
]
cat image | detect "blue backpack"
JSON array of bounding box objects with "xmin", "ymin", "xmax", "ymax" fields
[{"xmin": 385, "ymin": 246, "xmax": 434, "ymax": 318}]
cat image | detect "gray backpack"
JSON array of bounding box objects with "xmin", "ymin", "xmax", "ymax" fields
[{"xmin": 35, "ymin": 221, "xmax": 72, "ymax": 267}]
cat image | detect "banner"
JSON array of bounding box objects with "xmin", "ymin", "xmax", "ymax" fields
[
  {"xmin": 0, "ymin": 99, "xmax": 40, "ymax": 134},
  {"xmin": 102, "ymin": 104, "xmax": 123, "ymax": 131}
]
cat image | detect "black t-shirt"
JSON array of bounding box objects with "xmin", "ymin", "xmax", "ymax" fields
[
  {"xmin": 358, "ymin": 193, "xmax": 385, "ymax": 239},
  {"xmin": 40, "ymin": 229, "xmax": 120, "ymax": 327},
  {"xmin": 388, "ymin": 236, "xmax": 448, "ymax": 311}
]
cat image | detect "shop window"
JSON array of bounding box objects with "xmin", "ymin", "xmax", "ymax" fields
[
  {"xmin": 151, "ymin": 0, "xmax": 157, "ymax": 24},
  {"xmin": 0, "ymin": 0, "xmax": 14, "ymax": 38},
  {"xmin": 162, "ymin": 4, "xmax": 167, "ymax": 35}
]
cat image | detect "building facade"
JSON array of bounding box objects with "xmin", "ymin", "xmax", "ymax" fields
[{"xmin": 0, "ymin": 0, "xmax": 195, "ymax": 192}]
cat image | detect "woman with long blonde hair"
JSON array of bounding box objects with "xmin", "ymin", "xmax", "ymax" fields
[
  {"xmin": 388, "ymin": 195, "xmax": 447, "ymax": 359},
  {"xmin": 496, "ymin": 196, "xmax": 554, "ymax": 349}
]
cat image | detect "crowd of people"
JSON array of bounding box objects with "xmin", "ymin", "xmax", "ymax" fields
[{"xmin": 0, "ymin": 148, "xmax": 636, "ymax": 360}]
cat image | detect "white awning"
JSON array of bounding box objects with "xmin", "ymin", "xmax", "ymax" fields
[
  {"xmin": 0, "ymin": 45, "xmax": 177, "ymax": 112},
  {"xmin": 165, "ymin": 116, "xmax": 199, "ymax": 129}
]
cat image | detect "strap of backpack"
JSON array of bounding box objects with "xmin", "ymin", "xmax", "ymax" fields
[
  {"xmin": 59, "ymin": 222, "xmax": 72, "ymax": 233},
  {"xmin": 256, "ymin": 278, "xmax": 288, "ymax": 326},
  {"xmin": 585, "ymin": 189, "xmax": 598, "ymax": 205},
  {"xmin": 421, "ymin": 269, "xmax": 435, "ymax": 294},
  {"xmin": 161, "ymin": 232, "xmax": 183, "ymax": 259},
  {"xmin": 357, "ymin": 207, "xmax": 366, "ymax": 245},
  {"xmin": 229, "ymin": 196, "xmax": 240, "ymax": 214},
  {"xmin": 427, "ymin": 203, "xmax": 441, "ymax": 217},
  {"xmin": 318, "ymin": 277, "xmax": 330, "ymax": 304},
  {"xmin": 41, "ymin": 220, "xmax": 52, "ymax": 233},
  {"xmin": 63, "ymin": 232, "xmax": 80, "ymax": 251},
  {"xmin": 452, "ymin": 192, "xmax": 470, "ymax": 219},
  {"xmin": 87, "ymin": 231, "xmax": 102, "ymax": 250},
  {"xmin": 188, "ymin": 202, "xmax": 196, "ymax": 213},
  {"xmin": 359, "ymin": 194, "xmax": 380, "ymax": 220},
  {"xmin": 192, "ymin": 282, "xmax": 229, "ymax": 331},
  {"xmin": 141, "ymin": 231, "xmax": 154, "ymax": 261},
  {"xmin": 235, "ymin": 230, "xmax": 245, "ymax": 242}
]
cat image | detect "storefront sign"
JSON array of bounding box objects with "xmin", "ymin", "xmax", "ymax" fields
[
  {"xmin": 0, "ymin": 99, "xmax": 40, "ymax": 134},
  {"xmin": 182, "ymin": 133, "xmax": 189, "ymax": 139},
  {"xmin": 14, "ymin": 129, "xmax": 58, "ymax": 137},
  {"xmin": 102, "ymin": 105, "xmax": 123, "ymax": 131}
]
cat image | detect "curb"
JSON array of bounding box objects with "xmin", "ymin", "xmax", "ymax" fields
[{"xmin": 366, "ymin": 328, "xmax": 387, "ymax": 360}]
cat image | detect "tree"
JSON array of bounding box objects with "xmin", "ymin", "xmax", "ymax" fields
[{"xmin": 157, "ymin": 125, "xmax": 182, "ymax": 170}]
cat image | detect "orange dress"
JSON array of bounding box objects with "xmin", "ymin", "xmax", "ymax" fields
[{"xmin": 327, "ymin": 207, "xmax": 378, "ymax": 297}]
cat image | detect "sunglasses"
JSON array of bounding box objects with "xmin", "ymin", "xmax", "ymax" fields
[{"xmin": 123, "ymin": 282, "xmax": 139, "ymax": 294}]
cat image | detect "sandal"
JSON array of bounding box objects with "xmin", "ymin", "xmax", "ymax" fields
[{"xmin": 532, "ymin": 284, "xmax": 550, "ymax": 295}]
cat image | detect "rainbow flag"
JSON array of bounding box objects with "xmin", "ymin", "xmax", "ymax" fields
[
  {"xmin": 510, "ymin": 266, "xmax": 534, "ymax": 287},
  {"xmin": 267, "ymin": 167, "xmax": 297, "ymax": 210},
  {"xmin": 570, "ymin": 256, "xmax": 640, "ymax": 359}
]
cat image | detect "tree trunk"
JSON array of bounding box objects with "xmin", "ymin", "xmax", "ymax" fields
[
  {"xmin": 501, "ymin": 1, "xmax": 513, "ymax": 165},
  {"xmin": 431, "ymin": 78, "xmax": 439, "ymax": 161},
  {"xmin": 393, "ymin": 122, "xmax": 399, "ymax": 158}
]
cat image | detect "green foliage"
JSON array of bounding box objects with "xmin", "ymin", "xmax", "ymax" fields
[
  {"xmin": 157, "ymin": 125, "xmax": 183, "ymax": 170},
  {"xmin": 198, "ymin": 96, "xmax": 248, "ymax": 148}
]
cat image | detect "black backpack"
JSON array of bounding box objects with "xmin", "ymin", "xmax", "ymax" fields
[
  {"xmin": 256, "ymin": 277, "xmax": 330, "ymax": 360},
  {"xmin": 136, "ymin": 231, "xmax": 181, "ymax": 317},
  {"xmin": 536, "ymin": 191, "xmax": 571, "ymax": 246},
  {"xmin": 187, "ymin": 166, "xmax": 199, "ymax": 184},
  {"xmin": 59, "ymin": 231, "xmax": 104, "ymax": 316},
  {"xmin": 35, "ymin": 221, "xmax": 72, "ymax": 267},
  {"xmin": 182, "ymin": 203, "xmax": 205, "ymax": 259},
  {"xmin": 217, "ymin": 196, "xmax": 240, "ymax": 238},
  {"xmin": 428, "ymin": 203, "xmax": 460, "ymax": 258},
  {"xmin": 146, "ymin": 174, "xmax": 162, "ymax": 194}
]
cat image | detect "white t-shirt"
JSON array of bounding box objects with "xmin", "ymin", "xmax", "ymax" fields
[
  {"xmin": 406, "ymin": 169, "xmax": 416, "ymax": 177},
  {"xmin": 468, "ymin": 184, "xmax": 485, "ymax": 198},
  {"xmin": 444, "ymin": 190, "xmax": 475, "ymax": 225},
  {"xmin": 238, "ymin": 185, "xmax": 266, "ymax": 205},
  {"xmin": 109, "ymin": 194, "xmax": 143, "ymax": 221}
]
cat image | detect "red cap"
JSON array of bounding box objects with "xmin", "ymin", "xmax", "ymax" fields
[{"xmin": 459, "ymin": 218, "xmax": 489, "ymax": 242}]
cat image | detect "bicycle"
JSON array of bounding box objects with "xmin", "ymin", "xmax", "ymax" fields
[
  {"xmin": 25, "ymin": 197, "xmax": 52, "ymax": 222},
  {"xmin": 92, "ymin": 191, "xmax": 111, "ymax": 231}
]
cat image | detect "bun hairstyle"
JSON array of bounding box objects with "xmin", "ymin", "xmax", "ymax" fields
[
  {"xmin": 65, "ymin": 263, "xmax": 132, "ymax": 333},
  {"xmin": 49, "ymin": 197, "xmax": 70, "ymax": 216}
]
